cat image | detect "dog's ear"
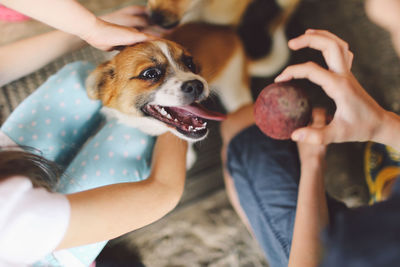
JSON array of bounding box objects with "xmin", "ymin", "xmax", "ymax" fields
[{"xmin": 86, "ymin": 61, "xmax": 115, "ymax": 100}]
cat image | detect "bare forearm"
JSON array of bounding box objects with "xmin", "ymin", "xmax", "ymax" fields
[
  {"xmin": 60, "ymin": 180, "xmax": 183, "ymax": 249},
  {"xmin": 289, "ymin": 159, "xmax": 328, "ymax": 267},
  {"xmin": 58, "ymin": 133, "xmax": 187, "ymax": 249},
  {"xmin": 0, "ymin": 31, "xmax": 85, "ymax": 87},
  {"xmin": 1, "ymin": 0, "xmax": 96, "ymax": 38}
]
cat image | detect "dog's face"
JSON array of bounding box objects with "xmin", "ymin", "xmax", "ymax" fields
[
  {"xmin": 86, "ymin": 39, "xmax": 225, "ymax": 141},
  {"xmin": 147, "ymin": 0, "xmax": 198, "ymax": 28}
]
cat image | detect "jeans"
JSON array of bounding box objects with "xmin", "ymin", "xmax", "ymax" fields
[{"xmin": 226, "ymin": 125, "xmax": 346, "ymax": 267}]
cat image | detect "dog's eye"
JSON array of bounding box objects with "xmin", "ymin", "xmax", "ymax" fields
[
  {"xmin": 182, "ymin": 56, "xmax": 196, "ymax": 73},
  {"xmin": 139, "ymin": 67, "xmax": 163, "ymax": 80}
]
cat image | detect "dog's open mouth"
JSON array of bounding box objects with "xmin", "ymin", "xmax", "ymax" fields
[{"xmin": 142, "ymin": 103, "xmax": 226, "ymax": 139}]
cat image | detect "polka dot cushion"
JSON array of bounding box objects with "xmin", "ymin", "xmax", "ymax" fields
[{"xmin": 1, "ymin": 61, "xmax": 102, "ymax": 167}]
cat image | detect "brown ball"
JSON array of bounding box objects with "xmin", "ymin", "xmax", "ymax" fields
[{"xmin": 254, "ymin": 82, "xmax": 311, "ymax": 140}]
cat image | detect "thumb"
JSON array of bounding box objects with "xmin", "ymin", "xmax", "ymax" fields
[{"xmin": 291, "ymin": 126, "xmax": 332, "ymax": 145}]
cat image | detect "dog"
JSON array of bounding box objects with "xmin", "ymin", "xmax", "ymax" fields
[
  {"xmin": 86, "ymin": 38, "xmax": 227, "ymax": 143},
  {"xmin": 147, "ymin": 0, "xmax": 301, "ymax": 77},
  {"xmin": 86, "ymin": 0, "xmax": 302, "ymax": 141}
]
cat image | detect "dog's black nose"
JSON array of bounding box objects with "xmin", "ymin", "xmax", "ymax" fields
[
  {"xmin": 181, "ymin": 80, "xmax": 204, "ymax": 98},
  {"xmin": 150, "ymin": 10, "xmax": 179, "ymax": 29},
  {"xmin": 150, "ymin": 11, "xmax": 165, "ymax": 26}
]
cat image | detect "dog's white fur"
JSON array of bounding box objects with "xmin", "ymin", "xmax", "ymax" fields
[
  {"xmin": 210, "ymin": 47, "xmax": 252, "ymax": 113},
  {"xmin": 151, "ymin": 42, "xmax": 209, "ymax": 108},
  {"xmin": 248, "ymin": 26, "xmax": 290, "ymax": 77}
]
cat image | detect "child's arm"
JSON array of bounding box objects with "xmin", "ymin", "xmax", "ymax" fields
[
  {"xmin": 288, "ymin": 109, "xmax": 329, "ymax": 267},
  {"xmin": 0, "ymin": 6, "xmax": 152, "ymax": 87},
  {"xmin": 1, "ymin": 0, "xmax": 150, "ymax": 51},
  {"xmin": 2, "ymin": 0, "xmax": 98, "ymax": 37},
  {"xmin": 278, "ymin": 29, "xmax": 400, "ymax": 266},
  {"xmin": 0, "ymin": 31, "xmax": 84, "ymax": 87},
  {"xmin": 57, "ymin": 132, "xmax": 188, "ymax": 249}
]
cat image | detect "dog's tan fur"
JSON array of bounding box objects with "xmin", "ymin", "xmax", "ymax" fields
[{"xmin": 165, "ymin": 23, "xmax": 248, "ymax": 83}]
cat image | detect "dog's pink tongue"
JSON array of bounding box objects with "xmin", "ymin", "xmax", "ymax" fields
[{"xmin": 178, "ymin": 103, "xmax": 226, "ymax": 121}]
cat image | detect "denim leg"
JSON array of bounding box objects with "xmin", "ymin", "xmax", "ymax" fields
[{"xmin": 226, "ymin": 125, "xmax": 300, "ymax": 267}]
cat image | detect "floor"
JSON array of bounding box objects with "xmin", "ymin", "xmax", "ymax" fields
[{"xmin": 1, "ymin": 0, "xmax": 400, "ymax": 266}]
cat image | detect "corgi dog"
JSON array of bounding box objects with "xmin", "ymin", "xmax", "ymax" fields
[
  {"xmin": 147, "ymin": 0, "xmax": 301, "ymax": 77},
  {"xmin": 85, "ymin": 38, "xmax": 226, "ymax": 143}
]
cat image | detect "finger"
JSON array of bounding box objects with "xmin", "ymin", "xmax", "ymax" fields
[
  {"xmin": 291, "ymin": 126, "xmax": 333, "ymax": 145},
  {"xmin": 141, "ymin": 26, "xmax": 169, "ymax": 37},
  {"xmin": 311, "ymin": 108, "xmax": 327, "ymax": 128},
  {"xmin": 115, "ymin": 30, "xmax": 150, "ymax": 47},
  {"xmin": 142, "ymin": 32, "xmax": 159, "ymax": 41},
  {"xmin": 114, "ymin": 15, "xmax": 149, "ymax": 28},
  {"xmin": 124, "ymin": 16, "xmax": 149, "ymax": 28},
  {"xmin": 275, "ymin": 62, "xmax": 339, "ymax": 98},
  {"xmin": 306, "ymin": 29, "xmax": 353, "ymax": 71},
  {"xmin": 134, "ymin": 32, "xmax": 153, "ymax": 42},
  {"xmin": 305, "ymin": 29, "xmax": 349, "ymax": 49},
  {"xmin": 291, "ymin": 29, "xmax": 350, "ymax": 51},
  {"xmin": 288, "ymin": 32, "xmax": 350, "ymax": 73},
  {"xmin": 101, "ymin": 14, "xmax": 149, "ymax": 27}
]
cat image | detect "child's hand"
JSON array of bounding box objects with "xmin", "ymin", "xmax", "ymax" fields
[
  {"xmin": 81, "ymin": 5, "xmax": 155, "ymax": 51},
  {"xmin": 100, "ymin": 5, "xmax": 170, "ymax": 38},
  {"xmin": 275, "ymin": 29, "xmax": 387, "ymax": 145},
  {"xmin": 100, "ymin": 5, "xmax": 149, "ymax": 29}
]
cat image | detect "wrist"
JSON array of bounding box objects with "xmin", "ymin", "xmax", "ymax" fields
[
  {"xmin": 300, "ymin": 156, "xmax": 325, "ymax": 176},
  {"xmin": 76, "ymin": 13, "xmax": 99, "ymax": 41},
  {"xmin": 373, "ymin": 110, "xmax": 400, "ymax": 151}
]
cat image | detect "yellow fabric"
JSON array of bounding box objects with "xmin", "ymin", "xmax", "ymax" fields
[{"xmin": 365, "ymin": 142, "xmax": 400, "ymax": 204}]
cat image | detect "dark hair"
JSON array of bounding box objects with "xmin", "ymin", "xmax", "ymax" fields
[{"xmin": 0, "ymin": 147, "xmax": 62, "ymax": 191}]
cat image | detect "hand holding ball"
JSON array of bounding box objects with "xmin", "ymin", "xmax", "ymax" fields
[{"xmin": 254, "ymin": 82, "xmax": 311, "ymax": 140}]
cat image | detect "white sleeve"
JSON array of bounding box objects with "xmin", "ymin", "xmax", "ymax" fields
[{"xmin": 0, "ymin": 176, "xmax": 70, "ymax": 265}]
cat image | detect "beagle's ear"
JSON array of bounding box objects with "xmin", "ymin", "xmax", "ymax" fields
[{"xmin": 85, "ymin": 61, "xmax": 115, "ymax": 100}]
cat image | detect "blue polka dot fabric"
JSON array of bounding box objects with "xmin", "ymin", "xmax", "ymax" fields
[
  {"xmin": 58, "ymin": 118, "xmax": 154, "ymax": 193},
  {"xmin": 1, "ymin": 61, "xmax": 156, "ymax": 266}
]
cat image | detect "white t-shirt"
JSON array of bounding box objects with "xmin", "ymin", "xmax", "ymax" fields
[
  {"xmin": 0, "ymin": 177, "xmax": 70, "ymax": 267},
  {"xmin": 0, "ymin": 131, "xmax": 70, "ymax": 267}
]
